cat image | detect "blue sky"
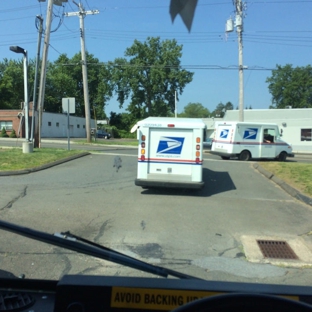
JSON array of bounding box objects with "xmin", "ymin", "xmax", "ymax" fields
[{"xmin": 1, "ymin": 0, "xmax": 312, "ymax": 116}]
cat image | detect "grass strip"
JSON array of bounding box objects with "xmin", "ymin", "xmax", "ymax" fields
[
  {"xmin": 0, "ymin": 148, "xmax": 85, "ymax": 171},
  {"xmin": 259, "ymin": 162, "xmax": 312, "ymax": 197}
]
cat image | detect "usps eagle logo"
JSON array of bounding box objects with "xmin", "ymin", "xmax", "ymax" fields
[
  {"xmin": 220, "ymin": 129, "xmax": 229, "ymax": 139},
  {"xmin": 243, "ymin": 128, "xmax": 258, "ymax": 140},
  {"xmin": 156, "ymin": 137, "xmax": 185, "ymax": 154}
]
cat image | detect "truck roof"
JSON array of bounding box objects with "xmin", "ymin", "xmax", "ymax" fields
[
  {"xmin": 137, "ymin": 117, "xmax": 206, "ymax": 129},
  {"xmin": 216, "ymin": 121, "xmax": 279, "ymax": 127}
]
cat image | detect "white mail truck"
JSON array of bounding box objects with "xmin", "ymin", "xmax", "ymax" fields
[
  {"xmin": 211, "ymin": 121, "xmax": 294, "ymax": 161},
  {"xmin": 133, "ymin": 117, "xmax": 206, "ymax": 189}
]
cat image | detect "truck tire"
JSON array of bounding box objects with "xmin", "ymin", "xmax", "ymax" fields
[
  {"xmin": 104, "ymin": 135, "xmax": 108, "ymax": 139},
  {"xmin": 239, "ymin": 150, "xmax": 250, "ymax": 161},
  {"xmin": 278, "ymin": 151, "xmax": 287, "ymax": 162},
  {"xmin": 221, "ymin": 156, "xmax": 230, "ymax": 160}
]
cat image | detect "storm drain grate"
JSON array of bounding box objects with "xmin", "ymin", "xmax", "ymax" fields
[{"xmin": 256, "ymin": 240, "xmax": 299, "ymax": 260}]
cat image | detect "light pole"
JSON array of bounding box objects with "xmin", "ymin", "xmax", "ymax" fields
[{"xmin": 9, "ymin": 46, "xmax": 33, "ymax": 153}]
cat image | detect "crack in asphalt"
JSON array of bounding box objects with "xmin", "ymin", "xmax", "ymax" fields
[
  {"xmin": 94, "ymin": 219, "xmax": 112, "ymax": 244},
  {"xmin": 1, "ymin": 186, "xmax": 27, "ymax": 210}
]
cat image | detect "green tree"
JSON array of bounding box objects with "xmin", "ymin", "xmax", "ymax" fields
[
  {"xmin": 0, "ymin": 59, "xmax": 25, "ymax": 109},
  {"xmin": 0, "ymin": 127, "xmax": 8, "ymax": 137},
  {"xmin": 0, "ymin": 58, "xmax": 37, "ymax": 110},
  {"xmin": 179, "ymin": 102, "xmax": 210, "ymax": 118},
  {"xmin": 211, "ymin": 101, "xmax": 233, "ymax": 118},
  {"xmin": 109, "ymin": 112, "xmax": 137, "ymax": 131},
  {"xmin": 44, "ymin": 53, "xmax": 112, "ymax": 117},
  {"xmin": 266, "ymin": 64, "xmax": 312, "ymax": 109},
  {"xmin": 110, "ymin": 37, "xmax": 193, "ymax": 118}
]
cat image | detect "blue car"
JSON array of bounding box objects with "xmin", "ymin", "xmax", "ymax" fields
[{"xmin": 96, "ymin": 130, "xmax": 111, "ymax": 139}]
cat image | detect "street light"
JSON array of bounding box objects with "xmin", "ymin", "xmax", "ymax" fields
[{"xmin": 10, "ymin": 46, "xmax": 33, "ymax": 153}]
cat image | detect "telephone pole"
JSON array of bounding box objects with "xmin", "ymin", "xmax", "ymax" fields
[
  {"xmin": 65, "ymin": 2, "xmax": 99, "ymax": 143},
  {"xmin": 235, "ymin": 0, "xmax": 244, "ymax": 122},
  {"xmin": 33, "ymin": 15, "xmax": 44, "ymax": 148},
  {"xmin": 37, "ymin": 0, "xmax": 67, "ymax": 147}
]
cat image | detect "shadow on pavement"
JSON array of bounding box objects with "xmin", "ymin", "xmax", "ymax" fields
[{"xmin": 140, "ymin": 168, "xmax": 236, "ymax": 197}]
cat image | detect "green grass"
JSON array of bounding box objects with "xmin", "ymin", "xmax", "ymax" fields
[
  {"xmin": 0, "ymin": 148, "xmax": 85, "ymax": 171},
  {"xmin": 260, "ymin": 162, "xmax": 312, "ymax": 197}
]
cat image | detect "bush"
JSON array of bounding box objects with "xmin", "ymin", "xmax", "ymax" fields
[
  {"xmin": 0, "ymin": 127, "xmax": 9, "ymax": 138},
  {"xmin": 109, "ymin": 126, "xmax": 136, "ymax": 139},
  {"xmin": 118, "ymin": 130, "xmax": 136, "ymax": 139},
  {"xmin": 9, "ymin": 129, "xmax": 17, "ymax": 138}
]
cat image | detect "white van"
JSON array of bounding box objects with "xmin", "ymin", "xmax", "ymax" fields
[
  {"xmin": 133, "ymin": 117, "xmax": 206, "ymax": 189},
  {"xmin": 211, "ymin": 121, "xmax": 294, "ymax": 161}
]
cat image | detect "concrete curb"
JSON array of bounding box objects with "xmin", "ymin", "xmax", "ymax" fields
[
  {"xmin": 253, "ymin": 163, "xmax": 312, "ymax": 207},
  {"xmin": 0, "ymin": 152, "xmax": 90, "ymax": 176}
]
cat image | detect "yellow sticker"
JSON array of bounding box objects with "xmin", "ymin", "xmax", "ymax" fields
[{"xmin": 111, "ymin": 287, "xmax": 220, "ymax": 310}]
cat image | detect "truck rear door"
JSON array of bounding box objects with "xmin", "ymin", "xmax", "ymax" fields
[{"xmin": 148, "ymin": 128, "xmax": 193, "ymax": 177}]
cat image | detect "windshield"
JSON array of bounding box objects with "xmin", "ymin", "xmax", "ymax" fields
[{"xmin": 1, "ymin": 0, "xmax": 312, "ymax": 308}]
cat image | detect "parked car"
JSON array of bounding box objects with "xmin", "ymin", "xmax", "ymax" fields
[
  {"xmin": 96, "ymin": 130, "xmax": 111, "ymax": 139},
  {"xmin": 203, "ymin": 137, "xmax": 213, "ymax": 150}
]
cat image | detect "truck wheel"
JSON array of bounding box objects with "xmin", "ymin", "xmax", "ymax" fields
[
  {"xmin": 104, "ymin": 135, "xmax": 108, "ymax": 139},
  {"xmin": 278, "ymin": 152, "xmax": 287, "ymax": 162},
  {"xmin": 221, "ymin": 156, "xmax": 230, "ymax": 160},
  {"xmin": 239, "ymin": 150, "xmax": 250, "ymax": 161}
]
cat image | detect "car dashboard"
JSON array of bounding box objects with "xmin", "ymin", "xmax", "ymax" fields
[{"xmin": 1, "ymin": 275, "xmax": 312, "ymax": 312}]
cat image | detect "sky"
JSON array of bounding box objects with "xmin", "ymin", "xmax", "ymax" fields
[{"xmin": 1, "ymin": 0, "xmax": 312, "ymax": 116}]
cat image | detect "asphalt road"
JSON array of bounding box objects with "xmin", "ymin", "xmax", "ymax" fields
[
  {"xmin": 1, "ymin": 137, "xmax": 311, "ymax": 163},
  {"xmin": 1, "ymin": 146, "xmax": 312, "ymax": 286}
]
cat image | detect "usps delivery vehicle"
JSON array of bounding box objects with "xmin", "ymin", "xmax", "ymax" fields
[
  {"xmin": 211, "ymin": 121, "xmax": 294, "ymax": 161},
  {"xmin": 133, "ymin": 117, "xmax": 206, "ymax": 189}
]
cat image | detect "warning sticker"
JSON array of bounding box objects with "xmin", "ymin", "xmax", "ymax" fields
[{"xmin": 111, "ymin": 287, "xmax": 220, "ymax": 310}]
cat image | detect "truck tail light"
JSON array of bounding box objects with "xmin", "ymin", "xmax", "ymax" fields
[
  {"xmin": 167, "ymin": 124, "xmax": 175, "ymax": 127},
  {"xmin": 140, "ymin": 134, "xmax": 146, "ymax": 161},
  {"xmin": 195, "ymin": 138, "xmax": 201, "ymax": 161}
]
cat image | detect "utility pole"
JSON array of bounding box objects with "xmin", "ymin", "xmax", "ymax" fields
[
  {"xmin": 65, "ymin": 2, "xmax": 99, "ymax": 143},
  {"xmin": 33, "ymin": 15, "xmax": 44, "ymax": 148},
  {"xmin": 37, "ymin": 0, "xmax": 67, "ymax": 148},
  {"xmin": 235, "ymin": 0, "xmax": 244, "ymax": 122},
  {"xmin": 37, "ymin": 0, "xmax": 54, "ymax": 148}
]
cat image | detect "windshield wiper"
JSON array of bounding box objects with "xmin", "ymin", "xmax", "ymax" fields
[{"xmin": 0, "ymin": 220, "xmax": 198, "ymax": 280}]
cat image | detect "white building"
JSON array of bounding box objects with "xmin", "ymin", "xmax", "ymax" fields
[
  {"xmin": 203, "ymin": 108, "xmax": 312, "ymax": 153},
  {"xmin": 41, "ymin": 112, "xmax": 96, "ymax": 138}
]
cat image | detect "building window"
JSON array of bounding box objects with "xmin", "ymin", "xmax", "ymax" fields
[
  {"xmin": 56, "ymin": 122, "xmax": 59, "ymax": 127},
  {"xmin": 0, "ymin": 121, "xmax": 13, "ymax": 130},
  {"xmin": 83, "ymin": 125, "xmax": 85, "ymax": 129},
  {"xmin": 77, "ymin": 124, "xmax": 80, "ymax": 128},
  {"xmin": 48, "ymin": 122, "xmax": 52, "ymax": 126},
  {"xmin": 301, "ymin": 129, "xmax": 311, "ymax": 141}
]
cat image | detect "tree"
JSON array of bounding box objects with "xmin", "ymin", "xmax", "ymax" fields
[
  {"xmin": 266, "ymin": 64, "xmax": 312, "ymax": 109},
  {"xmin": 0, "ymin": 59, "xmax": 25, "ymax": 109},
  {"xmin": 109, "ymin": 112, "xmax": 137, "ymax": 131},
  {"xmin": 211, "ymin": 101, "xmax": 233, "ymax": 118},
  {"xmin": 43, "ymin": 53, "xmax": 112, "ymax": 117},
  {"xmin": 0, "ymin": 58, "xmax": 38, "ymax": 110},
  {"xmin": 179, "ymin": 102, "xmax": 210, "ymax": 118},
  {"xmin": 110, "ymin": 37, "xmax": 193, "ymax": 118}
]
